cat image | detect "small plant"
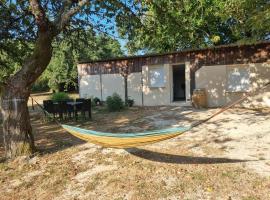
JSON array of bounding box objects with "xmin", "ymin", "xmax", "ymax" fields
[
  {"xmin": 127, "ymin": 97, "xmax": 135, "ymax": 107},
  {"xmin": 51, "ymin": 92, "xmax": 70, "ymax": 102},
  {"xmin": 93, "ymin": 97, "xmax": 101, "ymax": 106},
  {"xmin": 106, "ymin": 93, "xmax": 124, "ymax": 111}
]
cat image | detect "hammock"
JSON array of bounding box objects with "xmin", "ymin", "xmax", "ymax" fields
[
  {"xmin": 31, "ymin": 82, "xmax": 270, "ymax": 148},
  {"xmin": 62, "ymin": 125, "xmax": 190, "ymax": 148}
]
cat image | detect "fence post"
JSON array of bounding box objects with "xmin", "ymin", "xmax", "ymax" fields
[{"xmin": 32, "ymin": 97, "xmax": 34, "ymax": 110}]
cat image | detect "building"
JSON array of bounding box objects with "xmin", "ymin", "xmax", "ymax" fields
[{"xmin": 77, "ymin": 41, "xmax": 270, "ymax": 108}]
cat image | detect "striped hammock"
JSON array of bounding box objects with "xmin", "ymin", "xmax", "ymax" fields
[{"xmin": 62, "ymin": 124, "xmax": 190, "ymax": 148}]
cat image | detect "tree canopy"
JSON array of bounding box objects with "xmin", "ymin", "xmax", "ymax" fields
[
  {"xmin": 0, "ymin": 0, "xmax": 138, "ymax": 90},
  {"xmin": 120, "ymin": 0, "xmax": 270, "ymax": 53},
  {"xmin": 0, "ymin": 0, "xmax": 140, "ymax": 82},
  {"xmin": 43, "ymin": 31, "xmax": 123, "ymax": 92}
]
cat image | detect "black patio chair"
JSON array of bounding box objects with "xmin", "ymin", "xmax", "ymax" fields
[
  {"xmin": 66, "ymin": 99, "xmax": 75, "ymax": 119},
  {"xmin": 81, "ymin": 99, "xmax": 92, "ymax": 119},
  {"xmin": 75, "ymin": 98, "xmax": 84, "ymax": 112},
  {"xmin": 43, "ymin": 100, "xmax": 56, "ymax": 118},
  {"xmin": 58, "ymin": 101, "xmax": 68, "ymax": 120},
  {"xmin": 74, "ymin": 98, "xmax": 85, "ymax": 120}
]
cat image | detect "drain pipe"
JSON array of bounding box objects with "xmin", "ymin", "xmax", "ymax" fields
[
  {"xmin": 99, "ymin": 69, "xmax": 103, "ymax": 101},
  {"xmin": 141, "ymin": 71, "xmax": 144, "ymax": 106}
]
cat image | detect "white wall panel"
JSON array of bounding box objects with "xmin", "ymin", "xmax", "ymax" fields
[
  {"xmin": 195, "ymin": 63, "xmax": 270, "ymax": 108},
  {"xmin": 101, "ymin": 74, "xmax": 125, "ymax": 101},
  {"xmin": 127, "ymin": 72, "xmax": 143, "ymax": 105},
  {"xmin": 79, "ymin": 75, "xmax": 101, "ymax": 99}
]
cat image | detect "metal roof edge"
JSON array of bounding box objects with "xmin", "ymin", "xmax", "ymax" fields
[{"xmin": 78, "ymin": 40, "xmax": 270, "ymax": 65}]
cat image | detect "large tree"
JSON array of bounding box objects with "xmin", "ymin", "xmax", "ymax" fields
[
  {"xmin": 0, "ymin": 0, "xmax": 140, "ymax": 159},
  {"xmin": 120, "ymin": 0, "xmax": 270, "ymax": 53}
]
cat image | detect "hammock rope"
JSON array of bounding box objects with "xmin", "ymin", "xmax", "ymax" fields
[{"xmin": 30, "ymin": 81, "xmax": 270, "ymax": 148}]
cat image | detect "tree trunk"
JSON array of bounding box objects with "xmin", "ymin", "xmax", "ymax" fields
[
  {"xmin": 0, "ymin": 86, "xmax": 35, "ymax": 159},
  {"xmin": 0, "ymin": 0, "xmax": 86, "ymax": 159},
  {"xmin": 0, "ymin": 30, "xmax": 53, "ymax": 159}
]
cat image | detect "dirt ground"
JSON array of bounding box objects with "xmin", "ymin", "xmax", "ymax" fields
[{"xmin": 0, "ymin": 94, "xmax": 270, "ymax": 200}]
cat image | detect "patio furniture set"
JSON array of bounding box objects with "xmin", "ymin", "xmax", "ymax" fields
[{"xmin": 43, "ymin": 98, "xmax": 92, "ymax": 120}]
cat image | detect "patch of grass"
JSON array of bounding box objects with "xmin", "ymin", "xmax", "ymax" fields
[
  {"xmin": 258, "ymin": 157, "xmax": 265, "ymax": 160},
  {"xmin": 92, "ymin": 105, "xmax": 109, "ymax": 114},
  {"xmin": 23, "ymin": 180, "xmax": 35, "ymax": 189},
  {"xmin": 50, "ymin": 177, "xmax": 69, "ymax": 189},
  {"xmin": 221, "ymin": 171, "xmax": 235, "ymax": 178},
  {"xmin": 54, "ymin": 139, "xmax": 74, "ymax": 147},
  {"xmin": 221, "ymin": 168, "xmax": 246, "ymax": 180},
  {"xmin": 173, "ymin": 181, "xmax": 186, "ymax": 192},
  {"xmin": 189, "ymin": 171, "xmax": 207, "ymax": 181},
  {"xmin": 106, "ymin": 177, "xmax": 122, "ymax": 187},
  {"xmin": 0, "ymin": 162, "xmax": 8, "ymax": 171},
  {"xmin": 37, "ymin": 165, "xmax": 71, "ymax": 197},
  {"xmin": 242, "ymin": 196, "xmax": 259, "ymax": 200},
  {"xmin": 85, "ymin": 176, "xmax": 100, "ymax": 192},
  {"xmin": 114, "ymin": 197, "xmax": 124, "ymax": 200}
]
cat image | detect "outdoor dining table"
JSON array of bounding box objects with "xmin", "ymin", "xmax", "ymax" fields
[
  {"xmin": 67, "ymin": 101, "xmax": 83, "ymax": 120},
  {"xmin": 43, "ymin": 99, "xmax": 91, "ymax": 121},
  {"xmin": 52, "ymin": 101, "xmax": 82, "ymax": 106},
  {"xmin": 52, "ymin": 101, "xmax": 83, "ymax": 119},
  {"xmin": 66, "ymin": 102, "xmax": 83, "ymax": 106}
]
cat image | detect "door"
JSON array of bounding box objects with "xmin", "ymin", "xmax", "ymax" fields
[{"xmin": 173, "ymin": 64, "xmax": 186, "ymax": 101}]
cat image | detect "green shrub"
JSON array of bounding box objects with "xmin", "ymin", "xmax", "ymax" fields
[
  {"xmin": 106, "ymin": 93, "xmax": 124, "ymax": 111},
  {"xmin": 31, "ymin": 79, "xmax": 49, "ymax": 93},
  {"xmin": 93, "ymin": 97, "xmax": 101, "ymax": 106},
  {"xmin": 51, "ymin": 92, "xmax": 70, "ymax": 102},
  {"xmin": 127, "ymin": 97, "xmax": 135, "ymax": 107}
]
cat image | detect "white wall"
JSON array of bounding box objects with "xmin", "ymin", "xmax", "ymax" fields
[
  {"xmin": 142, "ymin": 64, "xmax": 171, "ymax": 106},
  {"xmin": 127, "ymin": 72, "xmax": 143, "ymax": 105},
  {"xmin": 79, "ymin": 73, "xmax": 143, "ymax": 105},
  {"xmin": 79, "ymin": 74, "xmax": 101, "ymax": 99},
  {"xmin": 195, "ymin": 65, "xmax": 227, "ymax": 107},
  {"xmin": 195, "ymin": 63, "xmax": 270, "ymax": 108},
  {"xmin": 227, "ymin": 63, "xmax": 270, "ymax": 108},
  {"xmin": 79, "ymin": 63, "xmax": 191, "ymax": 106},
  {"xmin": 101, "ymin": 74, "xmax": 125, "ymax": 101}
]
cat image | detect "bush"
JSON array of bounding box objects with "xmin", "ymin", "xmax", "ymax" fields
[
  {"xmin": 93, "ymin": 97, "xmax": 101, "ymax": 106},
  {"xmin": 106, "ymin": 93, "xmax": 124, "ymax": 111},
  {"xmin": 127, "ymin": 98, "xmax": 135, "ymax": 107},
  {"xmin": 31, "ymin": 79, "xmax": 49, "ymax": 93},
  {"xmin": 51, "ymin": 92, "xmax": 70, "ymax": 102}
]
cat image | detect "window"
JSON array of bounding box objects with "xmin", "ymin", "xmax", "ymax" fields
[
  {"xmin": 227, "ymin": 67, "xmax": 250, "ymax": 92},
  {"xmin": 149, "ymin": 66, "xmax": 165, "ymax": 87}
]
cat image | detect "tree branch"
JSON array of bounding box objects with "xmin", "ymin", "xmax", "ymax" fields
[
  {"xmin": 29, "ymin": 0, "xmax": 49, "ymax": 31},
  {"xmin": 55, "ymin": 0, "xmax": 89, "ymax": 32}
]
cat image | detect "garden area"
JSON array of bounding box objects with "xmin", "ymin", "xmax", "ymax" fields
[{"xmin": 1, "ymin": 93, "xmax": 270, "ymax": 199}]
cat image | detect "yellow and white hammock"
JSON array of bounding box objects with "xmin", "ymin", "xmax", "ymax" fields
[{"xmin": 33, "ymin": 82, "xmax": 270, "ymax": 149}]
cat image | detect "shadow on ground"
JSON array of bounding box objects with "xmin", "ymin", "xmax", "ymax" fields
[
  {"xmin": 126, "ymin": 148, "xmax": 253, "ymax": 164},
  {"xmin": 30, "ymin": 114, "xmax": 85, "ymax": 155},
  {"xmin": 0, "ymin": 109, "xmax": 85, "ymax": 160}
]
